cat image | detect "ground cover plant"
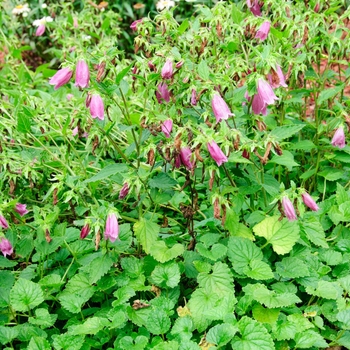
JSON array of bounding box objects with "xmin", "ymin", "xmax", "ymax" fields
[{"xmin": 1, "ymin": 0, "xmax": 350, "ymax": 349}]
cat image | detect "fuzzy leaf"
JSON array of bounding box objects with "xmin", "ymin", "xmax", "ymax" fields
[
  {"xmin": 275, "ymin": 257, "xmax": 310, "ymax": 279},
  {"xmin": 252, "ymin": 304, "xmax": 280, "ymax": 325},
  {"xmin": 301, "ymin": 216, "xmax": 328, "ymax": 248},
  {"xmin": 0, "ymin": 326, "xmax": 19, "ymax": 345},
  {"xmin": 27, "ymin": 336, "xmax": 51, "ymax": 350},
  {"xmin": 244, "ymin": 260, "xmax": 274, "ymax": 280},
  {"xmin": 69, "ymin": 317, "xmax": 110, "ymax": 335},
  {"xmin": 231, "ymin": 316, "xmax": 274, "ymax": 350},
  {"xmin": 206, "ymin": 323, "xmax": 238, "ymax": 347},
  {"xmin": 146, "ymin": 309, "xmax": 171, "ymax": 335},
  {"xmin": 196, "ymin": 243, "xmax": 227, "ymax": 261},
  {"xmin": 29, "ymin": 308, "xmax": 57, "ymax": 329},
  {"xmin": 84, "ymin": 163, "xmax": 128, "ymax": 183},
  {"xmin": 269, "ymin": 124, "xmax": 305, "ymax": 141},
  {"xmin": 81, "ymin": 254, "xmax": 113, "ymax": 284},
  {"xmin": 113, "ymin": 286, "xmax": 136, "ymax": 306},
  {"xmin": 10, "ymin": 279, "xmax": 44, "ymax": 312},
  {"xmin": 305, "ymin": 280, "xmax": 343, "ymax": 300},
  {"xmin": 150, "ymin": 262, "xmax": 181, "ymax": 288},
  {"xmin": 337, "ymin": 309, "xmax": 350, "ymax": 329},
  {"xmin": 149, "ymin": 173, "xmax": 178, "ymax": 189},
  {"xmin": 52, "ymin": 333, "xmax": 85, "ymax": 350},
  {"xmin": 149, "ymin": 240, "xmax": 184, "ymax": 263},
  {"xmin": 134, "ymin": 219, "xmax": 159, "ymax": 254},
  {"xmin": 253, "ymin": 216, "xmax": 299, "ymax": 255},
  {"xmin": 272, "ymin": 320, "xmax": 298, "ymax": 341},
  {"xmin": 294, "ymin": 330, "xmax": 328, "ymax": 348}
]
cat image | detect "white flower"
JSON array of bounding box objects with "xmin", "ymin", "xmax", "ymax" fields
[
  {"xmin": 12, "ymin": 3, "xmax": 31, "ymax": 15},
  {"xmin": 32, "ymin": 16, "xmax": 53, "ymax": 27},
  {"xmin": 156, "ymin": 0, "xmax": 175, "ymax": 11},
  {"xmin": 82, "ymin": 35, "xmax": 91, "ymax": 41},
  {"xmin": 41, "ymin": 3, "xmax": 47, "ymax": 8}
]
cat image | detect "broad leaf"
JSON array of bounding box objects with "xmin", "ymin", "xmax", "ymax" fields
[
  {"xmin": 149, "ymin": 240, "xmax": 184, "ymax": 263},
  {"xmin": 146, "ymin": 309, "xmax": 171, "ymax": 335},
  {"xmin": 150, "ymin": 262, "xmax": 180, "ymax": 288},
  {"xmin": 206, "ymin": 323, "xmax": 238, "ymax": 347},
  {"xmin": 10, "ymin": 279, "xmax": 44, "ymax": 312},
  {"xmin": 275, "ymin": 257, "xmax": 310, "ymax": 279},
  {"xmin": 134, "ymin": 219, "xmax": 159, "ymax": 254}
]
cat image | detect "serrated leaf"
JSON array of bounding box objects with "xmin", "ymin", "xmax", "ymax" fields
[
  {"xmin": 150, "ymin": 262, "xmax": 180, "ymax": 288},
  {"xmin": 317, "ymin": 84, "xmax": 344, "ymax": 103},
  {"xmin": 52, "ymin": 333, "xmax": 85, "ymax": 350},
  {"xmin": 252, "ymin": 304, "xmax": 280, "ymax": 325},
  {"xmin": 253, "ymin": 216, "xmax": 300, "ymax": 255},
  {"xmin": 0, "ymin": 256, "xmax": 17, "ymax": 268},
  {"xmin": 294, "ymin": 330, "xmax": 328, "ymax": 348},
  {"xmin": 269, "ymin": 151, "xmax": 299, "ymax": 171},
  {"xmin": 227, "ymin": 237, "xmax": 262, "ymax": 274},
  {"xmin": 198, "ymin": 60, "xmax": 210, "ymax": 81},
  {"xmin": 149, "ymin": 240, "xmax": 184, "ymax": 263},
  {"xmin": 318, "ymin": 168, "xmax": 344, "ymax": 181},
  {"xmin": 127, "ymin": 305, "xmax": 152, "ymax": 327},
  {"xmin": 10, "ymin": 279, "xmax": 44, "ymax": 312},
  {"xmin": 0, "ymin": 326, "xmax": 19, "ymax": 345},
  {"xmin": 59, "ymin": 293, "xmax": 89, "ymax": 314},
  {"xmin": 206, "ymin": 323, "xmax": 238, "ymax": 347},
  {"xmin": 28, "ymin": 336, "xmax": 51, "ymax": 350},
  {"xmin": 231, "ymin": 316, "xmax": 274, "ymax": 350},
  {"xmin": 196, "ymin": 243, "xmax": 227, "ymax": 261},
  {"xmin": 81, "ymin": 254, "xmax": 113, "ymax": 284},
  {"xmin": 319, "ymin": 249, "xmax": 342, "ymax": 265},
  {"xmin": 244, "ymin": 260, "xmax": 274, "ymax": 280},
  {"xmin": 84, "ymin": 163, "xmax": 128, "ymax": 183},
  {"xmin": 305, "ymin": 280, "xmax": 343, "ymax": 299},
  {"xmin": 269, "ymin": 124, "xmax": 305, "ymax": 141},
  {"xmin": 29, "ymin": 308, "xmax": 57, "ymax": 329},
  {"xmin": 272, "ymin": 319, "xmax": 298, "ymax": 341},
  {"xmin": 134, "ymin": 219, "xmax": 159, "ymax": 254},
  {"xmin": 112, "ymin": 286, "xmax": 136, "ymax": 306},
  {"xmin": 337, "ymin": 309, "xmax": 350, "ymax": 329},
  {"xmin": 301, "ymin": 215, "xmax": 328, "ymax": 248},
  {"xmin": 149, "ymin": 173, "xmax": 178, "ymax": 189},
  {"xmin": 69, "ymin": 317, "xmax": 110, "ymax": 335},
  {"xmin": 275, "ymin": 257, "xmax": 310, "ymax": 279},
  {"xmin": 146, "ymin": 309, "xmax": 171, "ymax": 335}
]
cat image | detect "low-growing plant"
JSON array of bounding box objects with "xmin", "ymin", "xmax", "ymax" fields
[{"xmin": 1, "ymin": 0, "xmax": 350, "ymax": 349}]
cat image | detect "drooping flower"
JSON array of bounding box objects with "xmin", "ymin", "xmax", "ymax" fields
[
  {"xmin": 49, "ymin": 67, "xmax": 73, "ymax": 90},
  {"xmin": 119, "ymin": 183, "xmax": 129, "ymax": 200},
  {"xmin": 255, "ymin": 21, "xmax": 270, "ymax": 41},
  {"xmin": 15, "ymin": 203, "xmax": 28, "ymax": 216},
  {"xmin": 0, "ymin": 216, "xmax": 9, "ymax": 229},
  {"xmin": 80, "ymin": 224, "xmax": 90, "ymax": 239},
  {"xmin": 331, "ymin": 127, "xmax": 346, "ymax": 149},
  {"xmin": 161, "ymin": 119, "xmax": 173, "ymax": 138},
  {"xmin": 148, "ymin": 61, "xmax": 156, "ymax": 71},
  {"xmin": 251, "ymin": 93, "xmax": 267, "ymax": 115},
  {"xmin": 191, "ymin": 89, "xmax": 197, "ymax": 106},
  {"xmin": 302, "ymin": 193, "xmax": 319, "ymax": 212},
  {"xmin": 89, "ymin": 94, "xmax": 104, "ymax": 120},
  {"xmin": 252, "ymin": 79, "xmax": 278, "ymax": 115},
  {"xmin": 0, "ymin": 238, "xmax": 13, "ymax": 257},
  {"xmin": 211, "ymin": 94, "xmax": 234, "ymax": 123},
  {"xmin": 282, "ymin": 197, "xmax": 297, "ymax": 221},
  {"xmin": 247, "ymin": 0, "xmax": 261, "ymax": 16},
  {"xmin": 75, "ymin": 60, "xmax": 90, "ymax": 88},
  {"xmin": 156, "ymin": 82, "xmax": 170, "ymax": 104},
  {"xmin": 161, "ymin": 60, "xmax": 173, "ymax": 80},
  {"xmin": 104, "ymin": 213, "xmax": 119, "ymax": 242},
  {"xmin": 32, "ymin": 16, "xmax": 53, "ymax": 37},
  {"xmin": 268, "ymin": 65, "xmax": 287, "ymax": 88},
  {"xmin": 175, "ymin": 61, "xmax": 184, "ymax": 69},
  {"xmin": 156, "ymin": 0, "xmax": 175, "ymax": 11},
  {"xmin": 207, "ymin": 141, "xmax": 228, "ymax": 166},
  {"xmin": 180, "ymin": 147, "xmax": 194, "ymax": 170},
  {"xmin": 130, "ymin": 19, "xmax": 143, "ymax": 32},
  {"xmin": 35, "ymin": 25, "xmax": 46, "ymax": 37}
]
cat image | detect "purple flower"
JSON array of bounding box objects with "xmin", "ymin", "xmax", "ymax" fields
[
  {"xmin": 255, "ymin": 21, "xmax": 270, "ymax": 41},
  {"xmin": 89, "ymin": 94, "xmax": 104, "ymax": 120},
  {"xmin": 247, "ymin": 0, "xmax": 261, "ymax": 16},
  {"xmin": 49, "ymin": 67, "xmax": 73, "ymax": 90},
  {"xmin": 175, "ymin": 61, "xmax": 184, "ymax": 69},
  {"xmin": 0, "ymin": 238, "xmax": 13, "ymax": 258},
  {"xmin": 75, "ymin": 60, "xmax": 90, "ymax": 88},
  {"xmin": 130, "ymin": 19, "xmax": 143, "ymax": 32},
  {"xmin": 282, "ymin": 197, "xmax": 297, "ymax": 221},
  {"xmin": 161, "ymin": 119, "xmax": 173, "ymax": 138},
  {"xmin": 252, "ymin": 93, "xmax": 267, "ymax": 115},
  {"xmin": 302, "ymin": 193, "xmax": 319, "ymax": 212},
  {"xmin": 180, "ymin": 147, "xmax": 194, "ymax": 170},
  {"xmin": 36, "ymin": 24, "xmax": 46, "ymax": 36},
  {"xmin": 66, "ymin": 94, "xmax": 74, "ymax": 101},
  {"xmin": 80, "ymin": 224, "xmax": 90, "ymax": 239},
  {"xmin": 119, "ymin": 183, "xmax": 129, "ymax": 200},
  {"xmin": 0, "ymin": 216, "xmax": 9, "ymax": 229},
  {"xmin": 148, "ymin": 61, "xmax": 156, "ymax": 71},
  {"xmin": 105, "ymin": 214, "xmax": 119, "ymax": 243},
  {"xmin": 191, "ymin": 89, "xmax": 197, "ymax": 106},
  {"xmin": 268, "ymin": 65, "xmax": 287, "ymax": 88},
  {"xmin": 15, "ymin": 203, "xmax": 28, "ymax": 216},
  {"xmin": 161, "ymin": 60, "xmax": 173, "ymax": 80},
  {"xmin": 72, "ymin": 126, "xmax": 78, "ymax": 136},
  {"xmin": 207, "ymin": 141, "xmax": 228, "ymax": 166},
  {"xmin": 211, "ymin": 94, "xmax": 234, "ymax": 123},
  {"xmin": 156, "ymin": 83, "xmax": 170, "ymax": 104},
  {"xmin": 331, "ymin": 127, "xmax": 346, "ymax": 149},
  {"xmin": 252, "ymin": 79, "xmax": 278, "ymax": 115}
]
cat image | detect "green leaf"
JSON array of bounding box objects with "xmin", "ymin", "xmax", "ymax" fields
[
  {"xmin": 272, "ymin": 319, "xmax": 298, "ymax": 341},
  {"xmin": 178, "ymin": 18, "xmax": 189, "ymax": 35},
  {"xmin": 84, "ymin": 163, "xmax": 128, "ymax": 183},
  {"xmin": 294, "ymin": 330, "xmax": 328, "ymax": 348},
  {"xmin": 269, "ymin": 124, "xmax": 305, "ymax": 141},
  {"xmin": 244, "ymin": 260, "xmax": 274, "ymax": 280},
  {"xmin": 134, "ymin": 219, "xmax": 159, "ymax": 254},
  {"xmin": 318, "ymin": 168, "xmax": 344, "ymax": 181},
  {"xmin": 28, "ymin": 336, "xmax": 51, "ymax": 350},
  {"xmin": 52, "ymin": 333, "xmax": 85, "ymax": 350},
  {"xmin": 18, "ymin": 109, "xmax": 31, "ymax": 133},
  {"xmin": 10, "ymin": 279, "xmax": 44, "ymax": 312},
  {"xmin": 337, "ymin": 309, "xmax": 350, "ymax": 329},
  {"xmin": 275, "ymin": 257, "xmax": 310, "ymax": 279},
  {"xmin": 305, "ymin": 280, "xmax": 343, "ymax": 299},
  {"xmin": 206, "ymin": 323, "xmax": 238, "ymax": 347},
  {"xmin": 227, "ymin": 237, "xmax": 262, "ymax": 275},
  {"xmin": 149, "ymin": 173, "xmax": 178, "ymax": 190},
  {"xmin": 29, "ymin": 308, "xmax": 57, "ymax": 329},
  {"xmin": 121, "ymin": 256, "xmax": 143, "ymax": 278},
  {"xmin": 113, "ymin": 286, "xmax": 136, "ymax": 306},
  {"xmin": 196, "ymin": 243, "xmax": 227, "ymax": 261},
  {"xmin": 198, "ymin": 60, "xmax": 210, "ymax": 81},
  {"xmin": 150, "ymin": 262, "xmax": 180, "ymax": 288},
  {"xmin": 81, "ymin": 254, "xmax": 113, "ymax": 284},
  {"xmin": 149, "ymin": 240, "xmax": 184, "ymax": 263},
  {"xmin": 146, "ymin": 309, "xmax": 171, "ymax": 335},
  {"xmin": 0, "ymin": 326, "xmax": 19, "ymax": 345},
  {"xmin": 171, "ymin": 316, "xmax": 194, "ymax": 337},
  {"xmin": 317, "ymin": 84, "xmax": 344, "ymax": 103},
  {"xmin": 70, "ymin": 317, "xmax": 110, "ymax": 335},
  {"xmin": 116, "ymin": 64, "xmax": 133, "ymax": 84},
  {"xmin": 319, "ymin": 249, "xmax": 342, "ymax": 266},
  {"xmin": 253, "ymin": 216, "xmax": 300, "ymax": 255},
  {"xmin": 0, "ymin": 256, "xmax": 17, "ymax": 268},
  {"xmin": 269, "ymin": 151, "xmax": 299, "ymax": 171},
  {"xmin": 301, "ymin": 215, "xmax": 328, "ymax": 248},
  {"xmin": 231, "ymin": 316, "xmax": 274, "ymax": 350},
  {"xmin": 231, "ymin": 4, "xmax": 244, "ymax": 24},
  {"xmin": 59, "ymin": 293, "xmax": 89, "ymax": 314},
  {"xmin": 252, "ymin": 304, "xmax": 280, "ymax": 325}
]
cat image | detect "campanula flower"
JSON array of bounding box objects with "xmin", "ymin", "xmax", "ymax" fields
[
  {"xmin": 156, "ymin": 83, "xmax": 170, "ymax": 104},
  {"xmin": 255, "ymin": 21, "xmax": 270, "ymax": 41},
  {"xmin": 15, "ymin": 203, "xmax": 28, "ymax": 216},
  {"xmin": 0, "ymin": 238, "xmax": 13, "ymax": 257},
  {"xmin": 35, "ymin": 24, "xmax": 46, "ymax": 36},
  {"xmin": 268, "ymin": 65, "xmax": 287, "ymax": 88},
  {"xmin": 130, "ymin": 19, "xmax": 143, "ymax": 32},
  {"xmin": 252, "ymin": 93, "xmax": 267, "ymax": 115},
  {"xmin": 105, "ymin": 213, "xmax": 119, "ymax": 242},
  {"xmin": 119, "ymin": 183, "xmax": 129, "ymax": 199},
  {"xmin": 252, "ymin": 79, "xmax": 278, "ymax": 115},
  {"xmin": 211, "ymin": 94, "xmax": 234, "ymax": 123},
  {"xmin": 75, "ymin": 60, "xmax": 90, "ymax": 88},
  {"xmin": 49, "ymin": 67, "xmax": 73, "ymax": 90},
  {"xmin": 180, "ymin": 147, "xmax": 194, "ymax": 170},
  {"xmin": 161, "ymin": 119, "xmax": 173, "ymax": 138},
  {"xmin": 191, "ymin": 89, "xmax": 197, "ymax": 106},
  {"xmin": 80, "ymin": 224, "xmax": 90, "ymax": 239},
  {"xmin": 282, "ymin": 197, "xmax": 297, "ymax": 221},
  {"xmin": 89, "ymin": 94, "xmax": 104, "ymax": 120},
  {"xmin": 331, "ymin": 127, "xmax": 346, "ymax": 149},
  {"xmin": 207, "ymin": 141, "xmax": 228, "ymax": 166},
  {"xmin": 161, "ymin": 60, "xmax": 173, "ymax": 80},
  {"xmin": 33, "ymin": 16, "xmax": 53, "ymax": 36},
  {"xmin": 302, "ymin": 193, "xmax": 319, "ymax": 212},
  {"xmin": 247, "ymin": 0, "xmax": 261, "ymax": 16},
  {"xmin": 0, "ymin": 216, "xmax": 9, "ymax": 229}
]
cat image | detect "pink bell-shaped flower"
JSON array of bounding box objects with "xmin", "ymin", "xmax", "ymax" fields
[
  {"xmin": 161, "ymin": 60, "xmax": 173, "ymax": 80},
  {"xmin": 15, "ymin": 203, "xmax": 28, "ymax": 216},
  {"xmin": 331, "ymin": 127, "xmax": 346, "ymax": 149},
  {"xmin": 207, "ymin": 141, "xmax": 228, "ymax": 166},
  {"xmin": 36, "ymin": 24, "xmax": 46, "ymax": 36},
  {"xmin": 89, "ymin": 94, "xmax": 104, "ymax": 120},
  {"xmin": 0, "ymin": 238, "xmax": 13, "ymax": 257},
  {"xmin": 156, "ymin": 83, "xmax": 170, "ymax": 104},
  {"xmin": 75, "ymin": 60, "xmax": 90, "ymax": 88},
  {"xmin": 255, "ymin": 21, "xmax": 270, "ymax": 41},
  {"xmin": 302, "ymin": 193, "xmax": 319, "ymax": 212},
  {"xmin": 211, "ymin": 94, "xmax": 234, "ymax": 123},
  {"xmin": 268, "ymin": 65, "xmax": 287, "ymax": 88},
  {"xmin": 180, "ymin": 147, "xmax": 194, "ymax": 170},
  {"xmin": 282, "ymin": 197, "xmax": 297, "ymax": 221},
  {"xmin": 105, "ymin": 213, "xmax": 119, "ymax": 243},
  {"xmin": 80, "ymin": 224, "xmax": 90, "ymax": 239},
  {"xmin": 161, "ymin": 119, "xmax": 173, "ymax": 138},
  {"xmin": 119, "ymin": 183, "xmax": 129, "ymax": 200},
  {"xmin": 49, "ymin": 67, "xmax": 73, "ymax": 90},
  {"xmin": 252, "ymin": 79, "xmax": 278, "ymax": 115},
  {"xmin": 247, "ymin": 0, "xmax": 261, "ymax": 16},
  {"xmin": 191, "ymin": 89, "xmax": 197, "ymax": 106},
  {"xmin": 130, "ymin": 19, "xmax": 143, "ymax": 32},
  {"xmin": 0, "ymin": 216, "xmax": 9, "ymax": 229}
]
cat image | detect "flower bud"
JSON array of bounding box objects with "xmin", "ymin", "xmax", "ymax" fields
[
  {"xmin": 0, "ymin": 216, "xmax": 9, "ymax": 229},
  {"xmin": 179, "ymin": 147, "xmax": 194, "ymax": 170},
  {"xmin": 0, "ymin": 238, "xmax": 13, "ymax": 257},
  {"xmin": 161, "ymin": 60, "xmax": 173, "ymax": 80},
  {"xmin": 15, "ymin": 203, "xmax": 28, "ymax": 216},
  {"xmin": 35, "ymin": 24, "xmax": 46, "ymax": 36},
  {"xmin": 207, "ymin": 141, "xmax": 228, "ymax": 166},
  {"xmin": 302, "ymin": 193, "xmax": 319, "ymax": 212},
  {"xmin": 191, "ymin": 89, "xmax": 197, "ymax": 106},
  {"xmin": 130, "ymin": 18, "xmax": 143, "ymax": 32},
  {"xmin": 331, "ymin": 127, "xmax": 346, "ymax": 149},
  {"xmin": 75, "ymin": 60, "xmax": 90, "ymax": 88},
  {"xmin": 49, "ymin": 67, "xmax": 73, "ymax": 90},
  {"xmin": 105, "ymin": 213, "xmax": 119, "ymax": 242},
  {"xmin": 175, "ymin": 61, "xmax": 184, "ymax": 69},
  {"xmin": 161, "ymin": 119, "xmax": 173, "ymax": 138},
  {"xmin": 255, "ymin": 21, "xmax": 270, "ymax": 41},
  {"xmin": 119, "ymin": 183, "xmax": 129, "ymax": 199},
  {"xmin": 282, "ymin": 197, "xmax": 297, "ymax": 221},
  {"xmin": 80, "ymin": 224, "xmax": 90, "ymax": 239},
  {"xmin": 156, "ymin": 83, "xmax": 170, "ymax": 104},
  {"xmin": 89, "ymin": 94, "xmax": 104, "ymax": 120},
  {"xmin": 211, "ymin": 94, "xmax": 234, "ymax": 123}
]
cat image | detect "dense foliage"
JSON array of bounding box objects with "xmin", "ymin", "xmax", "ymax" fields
[{"xmin": 1, "ymin": 0, "xmax": 350, "ymax": 349}]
